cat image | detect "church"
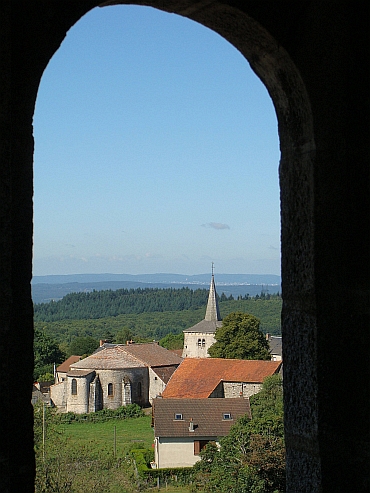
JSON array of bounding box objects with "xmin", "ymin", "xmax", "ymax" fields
[{"xmin": 182, "ymin": 268, "xmax": 222, "ymax": 358}]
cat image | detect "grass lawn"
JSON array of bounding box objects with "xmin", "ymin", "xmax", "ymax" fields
[
  {"xmin": 58, "ymin": 414, "xmax": 154, "ymax": 457},
  {"xmin": 52, "ymin": 415, "xmax": 200, "ymax": 493}
]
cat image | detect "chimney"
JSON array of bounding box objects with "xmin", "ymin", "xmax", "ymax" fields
[{"xmin": 189, "ymin": 418, "xmax": 194, "ymax": 432}]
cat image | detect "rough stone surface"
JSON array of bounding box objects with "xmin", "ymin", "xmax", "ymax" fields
[{"xmin": 0, "ymin": 1, "xmax": 368, "ymax": 491}]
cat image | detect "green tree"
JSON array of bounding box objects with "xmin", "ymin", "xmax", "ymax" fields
[
  {"xmin": 114, "ymin": 326, "xmax": 133, "ymax": 344},
  {"xmin": 159, "ymin": 332, "xmax": 184, "ymax": 350},
  {"xmin": 68, "ymin": 336, "xmax": 99, "ymax": 357},
  {"xmin": 208, "ymin": 311, "xmax": 270, "ymax": 360},
  {"xmin": 194, "ymin": 375, "xmax": 285, "ymax": 493},
  {"xmin": 34, "ymin": 328, "xmax": 65, "ymax": 381}
]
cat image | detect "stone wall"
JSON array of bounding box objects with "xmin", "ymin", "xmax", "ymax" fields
[
  {"xmin": 0, "ymin": 2, "xmax": 368, "ymax": 491},
  {"xmin": 182, "ymin": 332, "xmax": 216, "ymax": 358}
]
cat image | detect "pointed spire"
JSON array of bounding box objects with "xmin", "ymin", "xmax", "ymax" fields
[{"xmin": 204, "ymin": 263, "xmax": 221, "ymax": 322}]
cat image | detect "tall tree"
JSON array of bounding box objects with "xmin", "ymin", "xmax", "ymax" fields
[
  {"xmin": 208, "ymin": 311, "xmax": 270, "ymax": 360},
  {"xmin": 34, "ymin": 328, "xmax": 65, "ymax": 381},
  {"xmin": 114, "ymin": 327, "xmax": 133, "ymax": 344},
  {"xmin": 159, "ymin": 332, "xmax": 184, "ymax": 350},
  {"xmin": 68, "ymin": 336, "xmax": 99, "ymax": 357}
]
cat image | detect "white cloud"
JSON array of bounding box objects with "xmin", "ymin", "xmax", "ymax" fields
[{"xmin": 201, "ymin": 222, "xmax": 230, "ymax": 230}]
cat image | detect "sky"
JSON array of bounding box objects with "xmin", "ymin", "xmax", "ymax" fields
[{"xmin": 33, "ymin": 5, "xmax": 280, "ymax": 278}]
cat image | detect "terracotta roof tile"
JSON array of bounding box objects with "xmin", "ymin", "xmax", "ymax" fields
[
  {"xmin": 153, "ymin": 397, "xmax": 251, "ymax": 437},
  {"xmin": 162, "ymin": 358, "xmax": 282, "ymax": 398},
  {"xmin": 56, "ymin": 355, "xmax": 82, "ymax": 373}
]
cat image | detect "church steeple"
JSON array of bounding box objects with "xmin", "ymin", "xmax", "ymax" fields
[{"xmin": 204, "ymin": 263, "xmax": 221, "ymax": 322}]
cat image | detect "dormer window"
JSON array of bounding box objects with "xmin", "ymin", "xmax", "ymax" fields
[
  {"xmin": 174, "ymin": 413, "xmax": 183, "ymax": 420},
  {"xmin": 223, "ymin": 413, "xmax": 232, "ymax": 420}
]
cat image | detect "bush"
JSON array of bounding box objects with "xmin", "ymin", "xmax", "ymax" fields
[
  {"xmin": 131, "ymin": 449, "xmax": 195, "ymax": 486},
  {"xmin": 55, "ymin": 403, "xmax": 144, "ymax": 424}
]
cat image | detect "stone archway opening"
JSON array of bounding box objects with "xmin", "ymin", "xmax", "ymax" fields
[{"xmin": 31, "ymin": 2, "xmax": 316, "ymax": 488}]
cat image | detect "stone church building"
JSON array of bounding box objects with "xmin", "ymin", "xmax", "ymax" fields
[
  {"xmin": 182, "ymin": 271, "xmax": 222, "ymax": 358},
  {"xmin": 50, "ymin": 342, "xmax": 182, "ymax": 413}
]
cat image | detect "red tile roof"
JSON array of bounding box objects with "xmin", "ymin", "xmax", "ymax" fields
[
  {"xmin": 162, "ymin": 358, "xmax": 282, "ymax": 398},
  {"xmin": 56, "ymin": 355, "xmax": 82, "ymax": 373},
  {"xmin": 153, "ymin": 397, "xmax": 251, "ymax": 437}
]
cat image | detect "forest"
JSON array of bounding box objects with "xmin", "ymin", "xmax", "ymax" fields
[
  {"xmin": 34, "ymin": 287, "xmax": 282, "ymax": 345},
  {"xmin": 34, "ymin": 287, "xmax": 212, "ymax": 322}
]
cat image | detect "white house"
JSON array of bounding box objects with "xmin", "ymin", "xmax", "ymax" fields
[{"xmin": 152, "ymin": 397, "xmax": 251, "ymax": 468}]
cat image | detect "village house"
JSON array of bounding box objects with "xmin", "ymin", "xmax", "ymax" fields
[
  {"xmin": 161, "ymin": 357, "xmax": 282, "ymax": 399},
  {"xmin": 152, "ymin": 397, "xmax": 251, "ymax": 468},
  {"xmin": 50, "ymin": 342, "xmax": 182, "ymax": 413}
]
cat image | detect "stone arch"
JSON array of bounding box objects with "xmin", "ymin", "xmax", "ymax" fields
[
  {"xmin": 34, "ymin": 1, "xmax": 316, "ymax": 481},
  {"xmin": 1, "ymin": 2, "xmax": 368, "ymax": 492}
]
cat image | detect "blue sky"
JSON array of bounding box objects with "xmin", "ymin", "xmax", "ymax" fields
[{"xmin": 33, "ymin": 5, "xmax": 280, "ymax": 277}]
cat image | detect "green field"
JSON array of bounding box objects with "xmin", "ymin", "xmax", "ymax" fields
[
  {"xmin": 37, "ymin": 413, "xmax": 195, "ymax": 493},
  {"xmin": 58, "ymin": 414, "xmax": 154, "ymax": 457}
]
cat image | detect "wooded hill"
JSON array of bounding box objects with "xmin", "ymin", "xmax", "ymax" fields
[
  {"xmin": 34, "ymin": 287, "xmax": 211, "ymax": 322},
  {"xmin": 34, "ymin": 287, "xmax": 282, "ymax": 345}
]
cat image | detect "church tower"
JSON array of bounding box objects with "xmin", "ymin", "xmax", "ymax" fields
[{"xmin": 182, "ymin": 265, "xmax": 222, "ymax": 358}]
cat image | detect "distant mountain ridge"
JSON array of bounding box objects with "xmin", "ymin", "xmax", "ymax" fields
[
  {"xmin": 31, "ymin": 273, "xmax": 281, "ymax": 304},
  {"xmin": 32, "ymin": 272, "xmax": 281, "ymax": 286}
]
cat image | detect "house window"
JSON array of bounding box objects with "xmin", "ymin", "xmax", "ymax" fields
[
  {"xmin": 223, "ymin": 413, "xmax": 232, "ymax": 420},
  {"xmin": 194, "ymin": 440, "xmax": 209, "ymax": 455},
  {"xmin": 71, "ymin": 378, "xmax": 77, "ymax": 395},
  {"xmin": 202, "ymin": 339, "xmax": 206, "ymax": 347},
  {"xmin": 174, "ymin": 413, "xmax": 183, "ymax": 420},
  {"xmin": 197, "ymin": 338, "xmax": 202, "ymax": 347},
  {"xmin": 108, "ymin": 383, "xmax": 113, "ymax": 396}
]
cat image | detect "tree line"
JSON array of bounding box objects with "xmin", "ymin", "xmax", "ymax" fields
[
  {"xmin": 34, "ymin": 287, "xmax": 211, "ymax": 322},
  {"xmin": 34, "ymin": 286, "xmax": 281, "ymax": 323}
]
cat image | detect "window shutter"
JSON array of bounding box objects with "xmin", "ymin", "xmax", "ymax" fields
[{"xmin": 194, "ymin": 440, "xmax": 200, "ymax": 455}]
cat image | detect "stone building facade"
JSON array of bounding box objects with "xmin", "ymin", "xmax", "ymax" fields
[{"xmin": 50, "ymin": 343, "xmax": 182, "ymax": 413}]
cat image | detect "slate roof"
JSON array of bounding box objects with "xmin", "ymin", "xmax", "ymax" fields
[
  {"xmin": 161, "ymin": 358, "xmax": 282, "ymax": 398},
  {"xmin": 70, "ymin": 346, "xmax": 146, "ymax": 370},
  {"xmin": 56, "ymin": 355, "xmax": 82, "ymax": 373},
  {"xmin": 268, "ymin": 336, "xmax": 282, "ymax": 357},
  {"xmin": 183, "ymin": 273, "xmax": 222, "ymax": 333},
  {"xmin": 152, "ymin": 397, "xmax": 251, "ymax": 437},
  {"xmin": 183, "ymin": 319, "xmax": 222, "ymax": 333},
  {"xmin": 151, "ymin": 366, "xmax": 178, "ymax": 384}
]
